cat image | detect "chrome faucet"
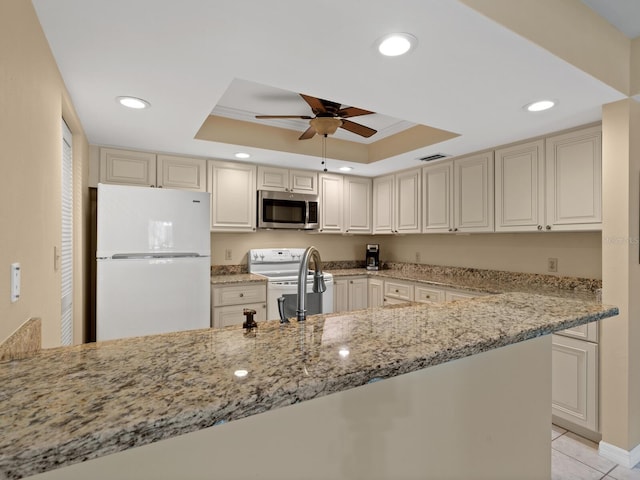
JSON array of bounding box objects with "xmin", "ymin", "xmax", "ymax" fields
[{"xmin": 296, "ymin": 246, "xmax": 326, "ymax": 322}]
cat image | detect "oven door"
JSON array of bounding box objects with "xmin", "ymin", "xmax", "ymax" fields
[{"xmin": 266, "ymin": 277, "xmax": 334, "ymax": 321}]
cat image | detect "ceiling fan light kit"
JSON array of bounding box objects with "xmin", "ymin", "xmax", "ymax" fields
[{"xmin": 255, "ymin": 93, "xmax": 377, "ymax": 140}]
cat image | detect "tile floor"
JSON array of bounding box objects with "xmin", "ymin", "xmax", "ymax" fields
[{"xmin": 552, "ymin": 424, "xmax": 640, "ymax": 479}]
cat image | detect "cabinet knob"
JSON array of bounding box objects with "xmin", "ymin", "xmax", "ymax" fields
[
  {"xmin": 350, "ymin": 280, "xmax": 353, "ymax": 284},
  {"xmin": 454, "ymin": 228, "xmax": 458, "ymax": 232},
  {"xmin": 537, "ymin": 225, "xmax": 543, "ymax": 231},
  {"xmin": 426, "ymin": 295, "xmax": 431, "ymax": 298},
  {"xmin": 448, "ymin": 228, "xmax": 453, "ymax": 232},
  {"xmin": 545, "ymin": 225, "xmax": 551, "ymax": 230},
  {"xmin": 239, "ymin": 293, "xmax": 244, "ymax": 298},
  {"xmin": 395, "ymin": 289, "xmax": 399, "ymax": 293}
]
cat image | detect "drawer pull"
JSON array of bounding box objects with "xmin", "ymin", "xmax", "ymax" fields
[
  {"xmin": 425, "ymin": 295, "xmax": 430, "ymax": 298},
  {"xmin": 395, "ymin": 289, "xmax": 399, "ymax": 293}
]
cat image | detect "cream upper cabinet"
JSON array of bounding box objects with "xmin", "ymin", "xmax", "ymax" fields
[
  {"xmin": 343, "ymin": 176, "xmax": 372, "ymax": 234},
  {"xmin": 157, "ymin": 154, "xmax": 207, "ymax": 192},
  {"xmin": 495, "ymin": 140, "xmax": 545, "ymax": 232},
  {"xmin": 395, "ymin": 168, "xmax": 422, "ymax": 233},
  {"xmin": 319, "ymin": 173, "xmax": 343, "ymax": 233},
  {"xmin": 99, "ymin": 148, "xmax": 157, "ymax": 187},
  {"xmin": 257, "ymin": 166, "xmax": 318, "ymax": 194},
  {"xmin": 100, "ymin": 148, "xmax": 207, "ymax": 192},
  {"xmin": 373, "ymin": 174, "xmax": 395, "ymax": 233},
  {"xmin": 373, "ymin": 169, "xmax": 421, "ymax": 234},
  {"xmin": 545, "ymin": 126, "xmax": 602, "ymax": 231},
  {"xmin": 422, "ymin": 161, "xmax": 454, "ymax": 233},
  {"xmin": 454, "ymin": 152, "xmax": 494, "ymax": 232},
  {"xmin": 208, "ymin": 160, "xmax": 256, "ymax": 232}
]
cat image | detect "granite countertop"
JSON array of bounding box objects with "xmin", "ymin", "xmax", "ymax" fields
[
  {"xmin": 0, "ymin": 293, "xmax": 617, "ymax": 479},
  {"xmin": 327, "ymin": 268, "xmax": 600, "ymax": 301},
  {"xmin": 210, "ymin": 273, "xmax": 266, "ymax": 285}
]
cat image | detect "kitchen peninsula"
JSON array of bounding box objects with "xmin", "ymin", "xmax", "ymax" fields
[{"xmin": 1, "ymin": 294, "xmax": 617, "ymax": 480}]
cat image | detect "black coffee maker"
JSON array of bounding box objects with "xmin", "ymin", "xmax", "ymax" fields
[{"xmin": 366, "ymin": 244, "xmax": 380, "ymax": 271}]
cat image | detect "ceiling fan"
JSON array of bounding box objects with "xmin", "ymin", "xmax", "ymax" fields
[{"xmin": 255, "ymin": 94, "xmax": 377, "ymax": 140}]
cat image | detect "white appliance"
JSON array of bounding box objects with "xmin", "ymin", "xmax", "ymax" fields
[
  {"xmin": 248, "ymin": 248, "xmax": 334, "ymax": 320},
  {"xmin": 96, "ymin": 184, "xmax": 211, "ymax": 341}
]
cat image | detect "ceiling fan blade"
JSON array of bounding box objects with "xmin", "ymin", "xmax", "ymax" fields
[
  {"xmin": 337, "ymin": 106, "xmax": 375, "ymax": 118},
  {"xmin": 340, "ymin": 119, "xmax": 377, "ymax": 138},
  {"xmin": 299, "ymin": 94, "xmax": 328, "ymax": 114},
  {"xmin": 298, "ymin": 125, "xmax": 317, "ymax": 140},
  {"xmin": 255, "ymin": 115, "xmax": 313, "ymax": 119}
]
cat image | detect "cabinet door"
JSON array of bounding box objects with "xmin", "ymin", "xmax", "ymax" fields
[
  {"xmin": 422, "ymin": 161, "xmax": 454, "ymax": 233},
  {"xmin": 213, "ymin": 302, "xmax": 266, "ymax": 329},
  {"xmin": 454, "ymin": 152, "xmax": 494, "ymax": 232},
  {"xmin": 415, "ymin": 285, "xmax": 445, "ymax": 303},
  {"xmin": 373, "ymin": 175, "xmax": 395, "ymax": 233},
  {"xmin": 552, "ymin": 335, "xmax": 598, "ymax": 432},
  {"xmin": 257, "ymin": 166, "xmax": 289, "ymax": 192},
  {"xmin": 545, "ymin": 126, "xmax": 602, "ymax": 231},
  {"xmin": 333, "ymin": 279, "xmax": 349, "ymax": 313},
  {"xmin": 290, "ymin": 169, "xmax": 318, "ymax": 194},
  {"xmin": 344, "ymin": 176, "xmax": 372, "ymax": 234},
  {"xmin": 368, "ymin": 278, "xmax": 384, "ymax": 308},
  {"xmin": 208, "ymin": 161, "xmax": 256, "ymax": 232},
  {"xmin": 395, "ymin": 168, "xmax": 422, "ymax": 233},
  {"xmin": 348, "ymin": 278, "xmax": 368, "ymax": 311},
  {"xmin": 99, "ymin": 148, "xmax": 156, "ymax": 187},
  {"xmin": 157, "ymin": 154, "xmax": 207, "ymax": 192},
  {"xmin": 495, "ymin": 140, "xmax": 544, "ymax": 232},
  {"xmin": 319, "ymin": 173, "xmax": 343, "ymax": 233}
]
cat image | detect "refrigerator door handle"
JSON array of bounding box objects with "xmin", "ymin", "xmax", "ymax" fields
[{"xmin": 111, "ymin": 253, "xmax": 203, "ymax": 260}]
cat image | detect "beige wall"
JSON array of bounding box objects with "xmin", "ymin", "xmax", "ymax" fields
[
  {"xmin": 0, "ymin": 0, "xmax": 89, "ymax": 348},
  {"xmin": 601, "ymin": 99, "xmax": 640, "ymax": 451},
  {"xmin": 379, "ymin": 232, "xmax": 601, "ymax": 278},
  {"xmin": 211, "ymin": 230, "xmax": 602, "ymax": 279}
]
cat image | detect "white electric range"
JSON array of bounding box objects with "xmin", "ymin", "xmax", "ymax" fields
[{"xmin": 248, "ymin": 248, "xmax": 334, "ymax": 321}]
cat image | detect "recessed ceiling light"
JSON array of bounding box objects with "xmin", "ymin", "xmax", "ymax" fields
[
  {"xmin": 377, "ymin": 33, "xmax": 417, "ymax": 57},
  {"xmin": 525, "ymin": 100, "xmax": 556, "ymax": 112},
  {"xmin": 234, "ymin": 152, "xmax": 251, "ymax": 159},
  {"xmin": 339, "ymin": 166, "xmax": 353, "ymax": 172},
  {"xmin": 116, "ymin": 96, "xmax": 150, "ymax": 109}
]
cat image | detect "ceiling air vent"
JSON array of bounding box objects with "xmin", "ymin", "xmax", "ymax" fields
[{"xmin": 419, "ymin": 153, "xmax": 449, "ymax": 162}]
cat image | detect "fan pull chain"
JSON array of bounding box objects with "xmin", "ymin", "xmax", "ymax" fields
[{"xmin": 321, "ymin": 134, "xmax": 328, "ymax": 172}]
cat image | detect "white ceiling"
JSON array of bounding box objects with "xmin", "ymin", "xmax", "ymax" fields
[{"xmin": 32, "ymin": 0, "xmax": 636, "ymax": 177}]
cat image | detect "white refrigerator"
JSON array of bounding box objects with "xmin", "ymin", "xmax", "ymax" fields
[{"xmin": 96, "ymin": 184, "xmax": 211, "ymax": 341}]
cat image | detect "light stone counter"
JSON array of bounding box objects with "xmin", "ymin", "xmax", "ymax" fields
[
  {"xmin": 210, "ymin": 273, "xmax": 266, "ymax": 285},
  {"xmin": 0, "ymin": 293, "xmax": 617, "ymax": 479}
]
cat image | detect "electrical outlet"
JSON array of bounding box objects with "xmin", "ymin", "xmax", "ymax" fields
[
  {"xmin": 225, "ymin": 249, "xmax": 232, "ymax": 261},
  {"xmin": 415, "ymin": 251, "xmax": 421, "ymax": 263},
  {"xmin": 547, "ymin": 258, "xmax": 558, "ymax": 273}
]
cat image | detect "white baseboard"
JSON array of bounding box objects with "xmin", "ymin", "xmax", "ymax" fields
[{"xmin": 599, "ymin": 440, "xmax": 640, "ymax": 469}]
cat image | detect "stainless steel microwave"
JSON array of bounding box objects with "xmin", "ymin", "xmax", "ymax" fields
[{"xmin": 257, "ymin": 190, "xmax": 319, "ymax": 230}]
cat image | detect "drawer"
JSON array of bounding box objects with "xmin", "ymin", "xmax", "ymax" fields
[
  {"xmin": 384, "ymin": 280, "xmax": 414, "ymax": 301},
  {"xmin": 415, "ymin": 286, "xmax": 445, "ymax": 303},
  {"xmin": 212, "ymin": 302, "xmax": 267, "ymax": 329},
  {"xmin": 445, "ymin": 290, "xmax": 481, "ymax": 302},
  {"xmin": 556, "ymin": 321, "xmax": 598, "ymax": 343},
  {"xmin": 212, "ymin": 283, "xmax": 266, "ymax": 307}
]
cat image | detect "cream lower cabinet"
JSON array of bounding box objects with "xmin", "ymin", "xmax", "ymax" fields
[
  {"xmin": 552, "ymin": 334, "xmax": 599, "ymax": 433},
  {"xmin": 211, "ymin": 282, "xmax": 267, "ymax": 329},
  {"xmin": 414, "ymin": 285, "xmax": 446, "ymax": 303},
  {"xmin": 208, "ymin": 160, "xmax": 256, "ymax": 232},
  {"xmin": 383, "ymin": 279, "xmax": 415, "ymax": 305},
  {"xmin": 334, "ymin": 277, "xmax": 368, "ymax": 312},
  {"xmin": 368, "ymin": 278, "xmax": 384, "ymax": 308}
]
